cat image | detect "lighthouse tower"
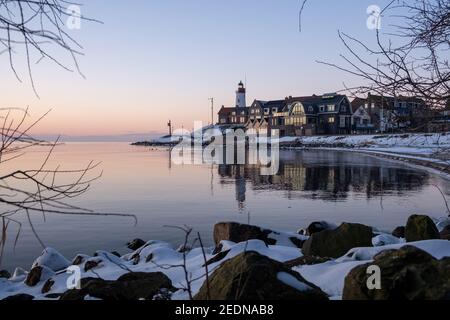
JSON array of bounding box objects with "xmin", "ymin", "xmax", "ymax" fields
[{"xmin": 235, "ymin": 81, "xmax": 246, "ymax": 109}]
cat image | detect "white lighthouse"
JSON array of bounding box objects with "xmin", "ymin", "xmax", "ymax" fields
[{"xmin": 235, "ymin": 81, "xmax": 246, "ymax": 109}]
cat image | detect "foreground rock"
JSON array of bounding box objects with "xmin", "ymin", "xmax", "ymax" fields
[
  {"xmin": 25, "ymin": 266, "xmax": 55, "ymax": 287},
  {"xmin": 299, "ymin": 221, "xmax": 336, "ymax": 236},
  {"xmin": 0, "ymin": 270, "xmax": 10, "ymax": 279},
  {"xmin": 213, "ymin": 222, "xmax": 304, "ymax": 248},
  {"xmin": 60, "ymin": 272, "xmax": 174, "ymax": 300},
  {"xmin": 440, "ymin": 225, "xmax": 450, "ymax": 241},
  {"xmin": 194, "ymin": 251, "xmax": 328, "ymax": 300},
  {"xmin": 302, "ymin": 223, "xmax": 373, "ymax": 258},
  {"xmin": 32, "ymin": 248, "xmax": 70, "ymax": 272},
  {"xmin": 392, "ymin": 226, "xmax": 405, "ymax": 238},
  {"xmin": 343, "ymin": 246, "xmax": 450, "ymax": 300},
  {"xmin": 127, "ymin": 238, "xmax": 146, "ymax": 251},
  {"xmin": 405, "ymin": 215, "xmax": 440, "ymax": 242}
]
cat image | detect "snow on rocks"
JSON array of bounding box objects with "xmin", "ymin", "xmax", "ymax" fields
[
  {"xmin": 32, "ymin": 248, "xmax": 70, "ymax": 272},
  {"xmin": 0, "ymin": 215, "xmax": 449, "ymax": 300}
]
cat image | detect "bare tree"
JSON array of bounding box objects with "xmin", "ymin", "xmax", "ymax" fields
[
  {"xmin": 0, "ymin": 0, "xmax": 100, "ymax": 96},
  {"xmin": 318, "ymin": 0, "xmax": 450, "ymax": 126}
]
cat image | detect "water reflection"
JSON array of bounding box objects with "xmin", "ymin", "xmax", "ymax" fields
[{"xmin": 218, "ymin": 150, "xmax": 429, "ymax": 205}]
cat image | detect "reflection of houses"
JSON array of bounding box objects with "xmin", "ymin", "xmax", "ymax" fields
[{"xmin": 218, "ymin": 151, "xmax": 428, "ymax": 203}]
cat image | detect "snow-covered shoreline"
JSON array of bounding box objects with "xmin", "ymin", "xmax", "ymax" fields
[{"xmin": 1, "ymin": 215, "xmax": 449, "ymax": 301}]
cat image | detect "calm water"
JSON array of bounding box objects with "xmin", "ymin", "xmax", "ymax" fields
[{"xmin": 1, "ymin": 142, "xmax": 450, "ymax": 271}]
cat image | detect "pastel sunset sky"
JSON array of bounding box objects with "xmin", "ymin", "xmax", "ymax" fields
[{"xmin": 0, "ymin": 0, "xmax": 393, "ymax": 138}]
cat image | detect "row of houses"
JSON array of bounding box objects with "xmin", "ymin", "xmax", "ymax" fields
[{"xmin": 217, "ymin": 82, "xmax": 449, "ymax": 136}]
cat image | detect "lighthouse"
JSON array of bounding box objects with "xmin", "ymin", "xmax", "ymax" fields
[{"xmin": 235, "ymin": 81, "xmax": 246, "ymax": 109}]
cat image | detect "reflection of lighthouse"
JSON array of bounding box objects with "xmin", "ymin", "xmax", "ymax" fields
[
  {"xmin": 235, "ymin": 165, "xmax": 246, "ymax": 210},
  {"xmin": 235, "ymin": 81, "xmax": 246, "ymax": 109}
]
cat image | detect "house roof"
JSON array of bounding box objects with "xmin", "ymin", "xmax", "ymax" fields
[{"xmin": 218, "ymin": 107, "xmax": 234, "ymax": 115}]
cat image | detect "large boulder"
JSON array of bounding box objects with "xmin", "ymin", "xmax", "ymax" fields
[
  {"xmin": 194, "ymin": 251, "xmax": 328, "ymax": 300},
  {"xmin": 127, "ymin": 238, "xmax": 146, "ymax": 251},
  {"xmin": 405, "ymin": 215, "xmax": 440, "ymax": 242},
  {"xmin": 299, "ymin": 221, "xmax": 336, "ymax": 236},
  {"xmin": 25, "ymin": 266, "xmax": 55, "ymax": 287},
  {"xmin": 2, "ymin": 294, "xmax": 35, "ymax": 301},
  {"xmin": 302, "ymin": 223, "xmax": 373, "ymax": 258},
  {"xmin": 32, "ymin": 248, "xmax": 70, "ymax": 272},
  {"xmin": 213, "ymin": 222, "xmax": 304, "ymax": 248},
  {"xmin": 392, "ymin": 226, "xmax": 405, "ymax": 238},
  {"xmin": 343, "ymin": 246, "xmax": 450, "ymax": 300},
  {"xmin": 213, "ymin": 222, "xmax": 276, "ymax": 246},
  {"xmin": 60, "ymin": 272, "xmax": 174, "ymax": 300},
  {"xmin": 440, "ymin": 225, "xmax": 450, "ymax": 241}
]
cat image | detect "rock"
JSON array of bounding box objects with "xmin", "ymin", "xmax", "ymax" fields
[
  {"xmin": 127, "ymin": 238, "xmax": 146, "ymax": 251},
  {"xmin": 2, "ymin": 294, "xmax": 35, "ymax": 301},
  {"xmin": 42, "ymin": 278, "xmax": 55, "ymax": 294},
  {"xmin": 284, "ymin": 256, "xmax": 331, "ymax": 268},
  {"xmin": 392, "ymin": 226, "xmax": 405, "ymax": 238},
  {"xmin": 32, "ymin": 247, "xmax": 70, "ymax": 272},
  {"xmin": 25, "ymin": 266, "xmax": 55, "ymax": 287},
  {"xmin": 0, "ymin": 270, "xmax": 11, "ymax": 279},
  {"xmin": 405, "ymin": 215, "xmax": 440, "ymax": 242},
  {"xmin": 72, "ymin": 254, "xmax": 89, "ymax": 266},
  {"xmin": 213, "ymin": 222, "xmax": 276, "ymax": 247},
  {"xmin": 194, "ymin": 251, "xmax": 328, "ymax": 300},
  {"xmin": 372, "ymin": 233, "xmax": 403, "ymax": 247},
  {"xmin": 60, "ymin": 272, "xmax": 174, "ymax": 300},
  {"xmin": 202, "ymin": 250, "xmax": 231, "ymax": 267},
  {"xmin": 10, "ymin": 267, "xmax": 27, "ymax": 282},
  {"xmin": 84, "ymin": 260, "xmax": 101, "ymax": 272},
  {"xmin": 440, "ymin": 225, "xmax": 450, "ymax": 240},
  {"xmin": 302, "ymin": 223, "xmax": 373, "ymax": 258},
  {"xmin": 111, "ymin": 251, "xmax": 121, "ymax": 257},
  {"xmin": 289, "ymin": 237, "xmax": 305, "ymax": 248},
  {"xmin": 343, "ymin": 246, "xmax": 450, "ymax": 300},
  {"xmin": 304, "ymin": 221, "xmax": 336, "ymax": 236}
]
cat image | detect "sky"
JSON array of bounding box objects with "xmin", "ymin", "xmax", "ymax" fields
[{"xmin": 0, "ymin": 0, "xmax": 395, "ymax": 138}]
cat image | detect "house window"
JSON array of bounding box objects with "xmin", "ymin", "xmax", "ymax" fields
[
  {"xmin": 232, "ymin": 112, "xmax": 236, "ymax": 116},
  {"xmin": 292, "ymin": 103, "xmax": 304, "ymax": 115},
  {"xmin": 340, "ymin": 116, "xmax": 346, "ymax": 127},
  {"xmin": 341, "ymin": 105, "xmax": 346, "ymax": 112},
  {"xmin": 327, "ymin": 105, "xmax": 335, "ymax": 112},
  {"xmin": 241, "ymin": 111, "xmax": 245, "ymax": 115},
  {"xmin": 328, "ymin": 117, "xmax": 335, "ymax": 123},
  {"xmin": 319, "ymin": 105, "xmax": 325, "ymax": 112},
  {"xmin": 272, "ymin": 108, "xmax": 277, "ymax": 113},
  {"xmin": 251, "ymin": 109, "xmax": 255, "ymax": 114},
  {"xmin": 308, "ymin": 106, "xmax": 314, "ymax": 112}
]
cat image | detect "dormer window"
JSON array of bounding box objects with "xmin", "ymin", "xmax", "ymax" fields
[
  {"xmin": 327, "ymin": 105, "xmax": 335, "ymax": 112},
  {"xmin": 308, "ymin": 106, "xmax": 314, "ymax": 112},
  {"xmin": 319, "ymin": 105, "xmax": 325, "ymax": 112},
  {"xmin": 264, "ymin": 108, "xmax": 270, "ymax": 114}
]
